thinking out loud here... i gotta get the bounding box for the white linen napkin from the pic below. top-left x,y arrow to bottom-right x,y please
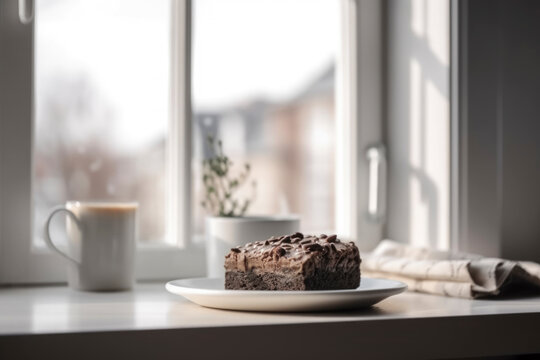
362,240 -> 540,298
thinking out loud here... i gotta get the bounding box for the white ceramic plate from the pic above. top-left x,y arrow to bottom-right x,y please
165,277 -> 407,312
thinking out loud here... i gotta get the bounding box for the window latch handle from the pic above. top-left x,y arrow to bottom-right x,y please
366,145 -> 387,223
19,0 -> 34,25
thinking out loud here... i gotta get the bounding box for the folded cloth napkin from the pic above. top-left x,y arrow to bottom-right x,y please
362,240 -> 540,298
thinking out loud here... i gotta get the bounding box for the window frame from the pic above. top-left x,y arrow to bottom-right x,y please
336,0 -> 384,252
0,0 -> 204,284
0,0 -> 383,284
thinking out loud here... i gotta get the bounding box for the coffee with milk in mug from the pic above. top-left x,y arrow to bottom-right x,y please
44,201 -> 137,291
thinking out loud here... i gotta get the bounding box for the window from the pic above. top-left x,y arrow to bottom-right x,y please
191,0 -> 339,235
34,0 -> 170,246
0,0 -> 198,283
0,0 -> 383,284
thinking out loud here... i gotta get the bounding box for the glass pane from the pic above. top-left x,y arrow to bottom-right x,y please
34,0 -> 170,245
192,0 -> 339,234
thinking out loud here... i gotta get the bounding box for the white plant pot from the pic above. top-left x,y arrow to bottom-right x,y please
205,216 -> 300,278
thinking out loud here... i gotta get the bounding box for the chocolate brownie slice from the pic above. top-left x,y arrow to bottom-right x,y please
224,233 -> 361,290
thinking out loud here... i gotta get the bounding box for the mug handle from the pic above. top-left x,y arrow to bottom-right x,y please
43,205 -> 81,265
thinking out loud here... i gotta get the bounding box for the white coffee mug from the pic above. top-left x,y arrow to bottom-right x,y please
44,201 -> 137,291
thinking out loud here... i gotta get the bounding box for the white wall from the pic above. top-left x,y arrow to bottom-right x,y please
460,0 -> 540,261
386,0 -> 450,250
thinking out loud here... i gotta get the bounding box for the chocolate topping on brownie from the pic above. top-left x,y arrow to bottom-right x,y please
225,233 -> 361,284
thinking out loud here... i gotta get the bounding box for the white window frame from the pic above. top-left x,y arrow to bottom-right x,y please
0,0 -> 204,284
0,0 -> 383,284
336,0 -> 383,252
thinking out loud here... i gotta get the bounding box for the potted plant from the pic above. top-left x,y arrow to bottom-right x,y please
201,136 -> 299,278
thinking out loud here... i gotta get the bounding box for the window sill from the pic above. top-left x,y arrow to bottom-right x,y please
1,284 -> 539,359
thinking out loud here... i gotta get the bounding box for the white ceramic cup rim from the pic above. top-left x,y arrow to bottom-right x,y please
66,201 -> 139,209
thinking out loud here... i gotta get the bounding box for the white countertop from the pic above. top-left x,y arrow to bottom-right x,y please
1,283 -> 540,359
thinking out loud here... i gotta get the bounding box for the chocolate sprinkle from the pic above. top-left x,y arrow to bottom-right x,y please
231,248 -> 241,253
273,246 -> 286,257
326,235 -> 338,243
303,243 -> 323,252
280,236 -> 292,244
